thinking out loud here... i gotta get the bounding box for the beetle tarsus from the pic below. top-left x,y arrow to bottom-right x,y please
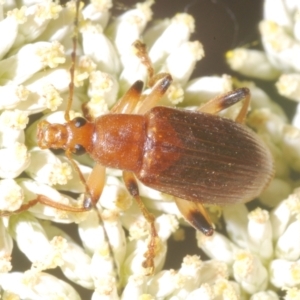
198,87 -> 250,121
189,211 -> 214,236
83,197 -> 93,209
123,171 -> 158,275
174,198 -> 215,236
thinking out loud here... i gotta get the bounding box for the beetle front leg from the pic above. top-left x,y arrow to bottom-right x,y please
82,74 -> 145,119
110,80 -> 144,114
109,40 -> 172,116
0,199 -> 39,216
137,74 -> 173,114
0,163 -> 106,216
0,160 -> 105,216
82,163 -> 106,209
111,71 -> 172,115
0,193 -> 92,217
198,87 -> 250,124
122,170 -> 158,275
111,68 -> 172,115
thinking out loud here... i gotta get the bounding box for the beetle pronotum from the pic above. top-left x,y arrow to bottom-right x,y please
0,0 -> 274,273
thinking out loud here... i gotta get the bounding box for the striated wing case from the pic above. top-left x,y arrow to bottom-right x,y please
138,106 -> 273,204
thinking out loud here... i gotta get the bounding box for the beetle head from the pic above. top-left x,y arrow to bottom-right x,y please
37,120 -> 68,150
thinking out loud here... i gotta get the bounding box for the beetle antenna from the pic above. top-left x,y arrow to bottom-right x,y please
65,0 -> 121,287
65,0 -> 80,122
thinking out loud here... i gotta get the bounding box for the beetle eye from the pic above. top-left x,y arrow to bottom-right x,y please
74,144 -> 86,155
73,117 -> 86,128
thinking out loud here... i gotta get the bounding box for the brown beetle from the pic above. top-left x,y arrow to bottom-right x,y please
35,38 -> 273,270
1,2 -> 274,272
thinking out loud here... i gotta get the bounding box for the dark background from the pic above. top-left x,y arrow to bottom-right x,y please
123,0 -> 263,77
59,0 -> 296,115
121,0 -> 295,116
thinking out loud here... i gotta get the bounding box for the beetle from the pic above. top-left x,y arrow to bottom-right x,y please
35,38 -> 274,270
0,2 -> 274,272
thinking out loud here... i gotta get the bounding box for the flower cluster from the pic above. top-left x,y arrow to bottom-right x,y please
226,0 -> 300,128
0,0 -> 298,299
204,0 -> 300,298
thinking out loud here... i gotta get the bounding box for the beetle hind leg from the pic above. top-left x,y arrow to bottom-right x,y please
174,198 -> 214,236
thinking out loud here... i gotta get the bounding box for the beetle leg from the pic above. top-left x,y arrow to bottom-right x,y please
133,39 -> 170,88
0,199 -> 39,216
123,170 -> 158,275
132,40 -> 170,88
82,80 -> 144,119
63,150 -> 106,209
82,163 -> 106,208
0,198 -> 86,216
174,198 -> 214,236
198,88 -> 250,124
137,74 -> 173,114
111,72 -> 172,116
132,40 -> 154,84
0,195 -> 90,217
110,41 -> 173,116
110,80 -> 144,114
234,88 -> 251,124
0,196 -> 92,216
0,163 -> 106,216
64,0 -> 80,122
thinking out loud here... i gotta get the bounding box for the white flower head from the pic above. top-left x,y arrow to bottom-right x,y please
0,0 -> 298,299
26,148 -> 72,186
0,109 -> 29,131
0,85 -> 30,110
0,142 -> 30,178
0,179 -> 23,212
233,250 -> 268,294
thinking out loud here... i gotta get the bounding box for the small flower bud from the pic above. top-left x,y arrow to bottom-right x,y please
81,22 -> 121,75
149,13 -> 195,68
0,142 -> 30,178
270,259 -> 300,288
275,220 -> 300,260
82,0 -> 112,28
0,85 -> 29,110
250,290 -> 279,300
184,75 -> 232,106
227,48 -> 280,80
233,251 -> 268,294
0,218 -> 13,273
106,0 -> 154,56
276,73 -> 300,102
247,208 -> 273,262
26,148 -> 72,186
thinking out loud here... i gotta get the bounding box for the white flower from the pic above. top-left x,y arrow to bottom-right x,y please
0,0 -> 298,299
0,270 -> 81,299
0,179 -> 24,212
225,0 -> 300,130
0,142 -> 30,178
196,196 -> 300,297
25,148 -> 72,186
226,48 -> 280,80
81,21 -> 121,75
0,218 -> 13,273
0,0 -> 210,298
